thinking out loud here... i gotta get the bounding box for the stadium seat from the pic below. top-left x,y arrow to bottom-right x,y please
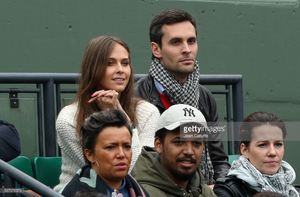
32,156 -> 62,188
8,155 -> 34,177
228,154 -> 239,164
6,155 -> 34,188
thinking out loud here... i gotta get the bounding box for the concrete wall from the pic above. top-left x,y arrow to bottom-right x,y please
1,0 -> 299,183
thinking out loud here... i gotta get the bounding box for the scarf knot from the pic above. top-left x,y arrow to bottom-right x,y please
149,58 -> 200,108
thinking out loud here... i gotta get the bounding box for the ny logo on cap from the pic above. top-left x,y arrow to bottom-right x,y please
183,107 -> 195,117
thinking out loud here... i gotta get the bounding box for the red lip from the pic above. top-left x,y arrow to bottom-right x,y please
177,160 -> 195,168
113,77 -> 125,81
115,162 -> 128,170
113,78 -> 126,85
265,161 -> 279,165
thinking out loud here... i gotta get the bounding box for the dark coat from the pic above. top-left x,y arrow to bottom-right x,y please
131,147 -> 217,197
213,175 -> 258,197
62,165 -> 149,197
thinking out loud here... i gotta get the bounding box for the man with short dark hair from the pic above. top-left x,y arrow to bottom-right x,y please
132,104 -> 216,197
136,9 -> 229,183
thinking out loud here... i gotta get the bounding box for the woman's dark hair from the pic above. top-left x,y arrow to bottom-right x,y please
149,9 -> 197,48
240,112 -> 287,148
75,35 -> 139,135
80,110 -> 132,165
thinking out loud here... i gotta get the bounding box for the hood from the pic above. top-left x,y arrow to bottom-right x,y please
131,146 -> 203,196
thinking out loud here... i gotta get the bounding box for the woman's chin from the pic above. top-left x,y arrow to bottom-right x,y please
262,167 -> 280,175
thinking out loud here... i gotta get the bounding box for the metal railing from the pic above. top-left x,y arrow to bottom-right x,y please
0,72 -> 243,155
0,159 -> 63,197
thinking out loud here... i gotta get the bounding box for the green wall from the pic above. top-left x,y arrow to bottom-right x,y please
1,0 -> 299,183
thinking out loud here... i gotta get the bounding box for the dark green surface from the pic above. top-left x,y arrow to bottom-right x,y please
8,156 -> 34,188
32,156 -> 62,188
9,156 -> 34,178
1,0 -> 299,184
8,156 -> 62,188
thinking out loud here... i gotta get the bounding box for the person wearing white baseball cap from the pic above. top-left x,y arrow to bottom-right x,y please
131,104 -> 216,197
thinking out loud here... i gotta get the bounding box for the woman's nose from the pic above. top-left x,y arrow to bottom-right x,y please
268,145 -> 277,156
117,147 -> 125,158
116,62 -> 124,72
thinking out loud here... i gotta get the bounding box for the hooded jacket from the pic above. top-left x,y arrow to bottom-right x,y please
131,147 -> 216,197
135,74 -> 230,180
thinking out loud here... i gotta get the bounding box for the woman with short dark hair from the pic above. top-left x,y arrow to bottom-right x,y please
61,110 -> 148,197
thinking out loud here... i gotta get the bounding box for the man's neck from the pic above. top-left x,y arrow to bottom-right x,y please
171,73 -> 188,85
172,176 -> 189,189
160,161 -> 189,189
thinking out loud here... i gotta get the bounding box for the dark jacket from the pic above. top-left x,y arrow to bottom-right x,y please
0,120 -> 20,162
131,147 -> 216,197
213,176 -> 257,197
62,165 -> 149,197
135,75 -> 230,180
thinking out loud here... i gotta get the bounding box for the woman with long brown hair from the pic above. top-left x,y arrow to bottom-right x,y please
54,35 -> 159,191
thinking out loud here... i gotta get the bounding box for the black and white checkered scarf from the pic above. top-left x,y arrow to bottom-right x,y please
149,58 -> 215,184
149,58 -> 200,108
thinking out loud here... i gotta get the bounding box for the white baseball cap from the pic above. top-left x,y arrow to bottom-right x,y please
156,104 -> 207,132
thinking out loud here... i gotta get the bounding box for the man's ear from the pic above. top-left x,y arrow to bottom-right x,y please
154,137 -> 162,153
151,42 -> 162,59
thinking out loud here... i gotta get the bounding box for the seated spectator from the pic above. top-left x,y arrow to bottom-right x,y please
61,110 -> 148,197
213,112 -> 299,197
131,104 -> 216,196
0,120 -> 20,162
54,35 -> 159,192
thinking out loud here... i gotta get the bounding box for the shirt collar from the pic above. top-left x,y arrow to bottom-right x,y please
107,178 -> 128,196
154,79 -> 165,94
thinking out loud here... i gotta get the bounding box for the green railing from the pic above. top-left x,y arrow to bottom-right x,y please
0,72 -> 243,156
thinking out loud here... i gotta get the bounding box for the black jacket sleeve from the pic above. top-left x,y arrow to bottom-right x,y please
0,120 -> 21,162
213,176 -> 257,197
198,85 -> 230,180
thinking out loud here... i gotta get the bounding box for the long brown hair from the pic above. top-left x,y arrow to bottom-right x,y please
75,35 -> 138,134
